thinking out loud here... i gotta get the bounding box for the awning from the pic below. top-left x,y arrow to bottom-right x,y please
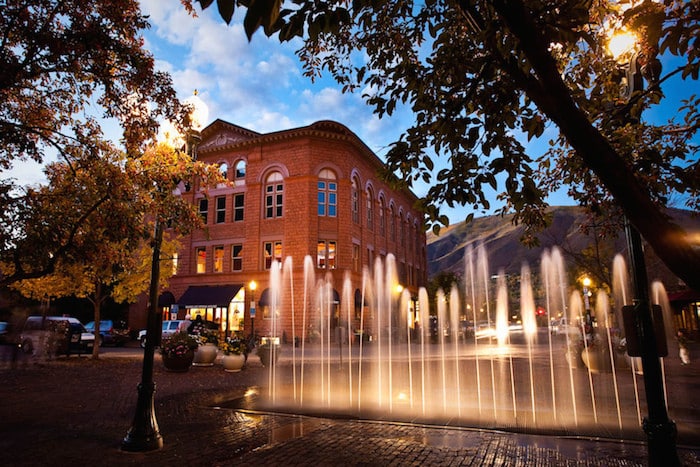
178,284 -> 243,308
158,291 -> 176,307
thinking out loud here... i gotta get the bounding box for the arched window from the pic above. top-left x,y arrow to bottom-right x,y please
235,160 -> 246,179
318,169 -> 337,217
389,204 -> 396,241
351,176 -> 360,224
365,186 -> 374,230
378,196 -> 386,236
219,163 -> 228,180
265,171 -> 284,219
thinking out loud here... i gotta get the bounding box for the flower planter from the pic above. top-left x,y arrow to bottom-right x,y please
162,350 -> 195,372
222,353 -> 245,372
257,345 -> 280,368
580,348 -> 612,373
193,343 -> 218,366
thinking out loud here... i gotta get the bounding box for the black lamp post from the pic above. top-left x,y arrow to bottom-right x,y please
249,280 -> 257,341
122,94 -> 206,452
609,2 -> 678,464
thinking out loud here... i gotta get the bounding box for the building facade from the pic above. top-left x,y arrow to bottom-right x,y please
151,119 -> 427,343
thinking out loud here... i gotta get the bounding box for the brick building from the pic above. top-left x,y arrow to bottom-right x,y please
147,119 -> 427,343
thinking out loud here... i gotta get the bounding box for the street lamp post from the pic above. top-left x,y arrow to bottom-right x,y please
608,3 -> 679,464
249,280 -> 257,341
581,277 -> 592,326
122,92 -> 207,452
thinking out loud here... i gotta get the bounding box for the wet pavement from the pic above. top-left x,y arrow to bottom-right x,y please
1,343 -> 699,466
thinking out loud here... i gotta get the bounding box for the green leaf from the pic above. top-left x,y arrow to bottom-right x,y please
216,0 -> 235,24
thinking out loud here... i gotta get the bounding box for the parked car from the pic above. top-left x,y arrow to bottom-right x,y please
20,316 -> 95,356
139,320 -> 184,348
85,320 -> 130,347
550,317 -> 581,338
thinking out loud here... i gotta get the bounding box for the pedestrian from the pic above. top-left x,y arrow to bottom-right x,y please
678,330 -> 691,365
179,314 -> 191,332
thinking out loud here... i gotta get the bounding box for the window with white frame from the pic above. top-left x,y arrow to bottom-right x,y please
264,241 -> 282,269
317,169 -> 337,217
214,245 -> 224,272
265,172 -> 284,219
366,187 -> 374,230
198,198 -> 208,224
215,196 -> 226,223
232,244 -> 243,271
196,247 -> 206,273
351,176 -> 360,224
317,240 -> 337,269
378,197 -> 385,236
235,160 -> 246,179
233,193 -> 244,222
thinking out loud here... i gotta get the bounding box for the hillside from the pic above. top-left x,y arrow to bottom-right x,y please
426,206 -> 699,284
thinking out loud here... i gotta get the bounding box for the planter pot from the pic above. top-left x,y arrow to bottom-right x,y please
193,343 -> 218,366
580,348 -> 612,373
257,345 -> 280,368
162,350 -> 195,372
222,353 -> 246,372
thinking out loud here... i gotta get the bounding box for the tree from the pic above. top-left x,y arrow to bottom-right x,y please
190,0 -> 700,293
5,142 -> 226,356
0,1 -> 194,285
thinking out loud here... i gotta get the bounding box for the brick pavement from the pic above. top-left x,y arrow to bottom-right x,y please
1,346 -> 699,466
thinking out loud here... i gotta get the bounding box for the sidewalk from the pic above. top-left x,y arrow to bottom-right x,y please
1,346 -> 699,466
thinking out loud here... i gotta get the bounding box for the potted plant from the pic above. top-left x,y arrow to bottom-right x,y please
220,336 -> 247,372
160,331 -> 198,372
256,337 -> 280,368
192,328 -> 220,366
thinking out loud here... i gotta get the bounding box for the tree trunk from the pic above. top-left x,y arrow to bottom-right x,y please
488,0 -> 700,294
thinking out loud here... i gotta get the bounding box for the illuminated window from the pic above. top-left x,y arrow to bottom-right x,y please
196,247 -> 206,273
317,240 -> 337,269
264,241 -> 282,269
214,246 -> 224,272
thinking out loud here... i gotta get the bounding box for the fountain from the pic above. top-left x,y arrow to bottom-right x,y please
227,246 -> 698,444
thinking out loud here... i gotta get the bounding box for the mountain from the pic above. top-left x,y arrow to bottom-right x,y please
426,205 -> 699,288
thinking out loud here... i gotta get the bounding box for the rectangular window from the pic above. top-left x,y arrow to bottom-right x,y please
352,244 -> 360,272
198,199 -> 208,224
215,196 -> 226,224
264,241 -> 282,269
232,244 -> 243,271
214,246 -> 224,273
233,194 -> 244,222
316,240 -> 337,269
265,184 -> 284,218
318,181 -> 337,217
317,182 -> 326,216
172,252 -> 178,276
196,247 -> 206,273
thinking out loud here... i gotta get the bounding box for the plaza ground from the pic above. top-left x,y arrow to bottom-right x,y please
1,342 -> 699,466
